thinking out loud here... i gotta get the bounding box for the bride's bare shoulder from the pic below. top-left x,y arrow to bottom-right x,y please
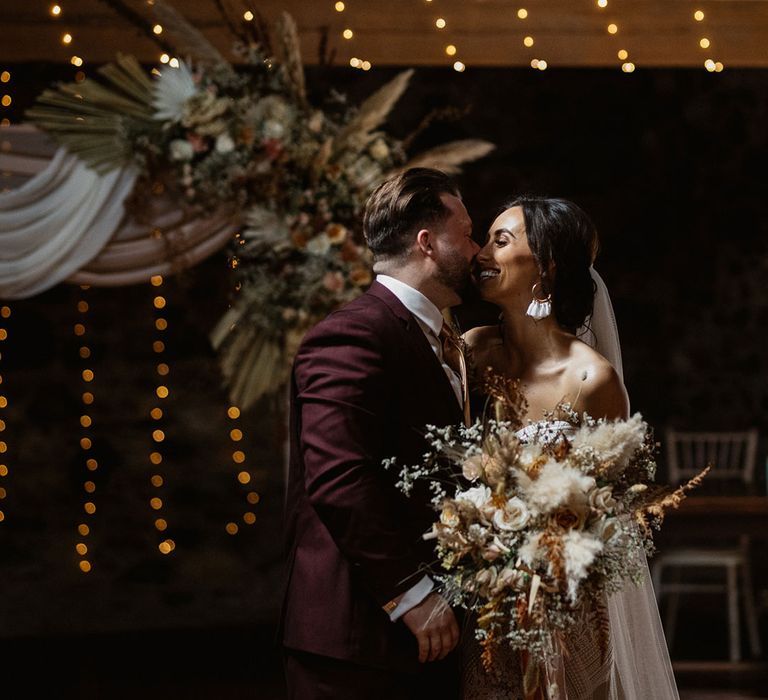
570,341 -> 629,420
462,324 -> 502,351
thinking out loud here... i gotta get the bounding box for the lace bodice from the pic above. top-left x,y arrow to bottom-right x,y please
515,419 -> 575,444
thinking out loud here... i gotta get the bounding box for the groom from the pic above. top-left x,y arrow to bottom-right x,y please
281,167 -> 480,698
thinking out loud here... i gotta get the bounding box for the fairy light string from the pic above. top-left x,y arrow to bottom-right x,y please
149,275 -> 175,555
224,405 -> 259,535
0,304 -> 10,523
75,286 -> 95,572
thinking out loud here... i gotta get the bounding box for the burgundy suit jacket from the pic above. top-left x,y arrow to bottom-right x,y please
281,281 -> 463,672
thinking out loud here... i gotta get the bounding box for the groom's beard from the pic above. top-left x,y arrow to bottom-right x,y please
435,251 -> 474,302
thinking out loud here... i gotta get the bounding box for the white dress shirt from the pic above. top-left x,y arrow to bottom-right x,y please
376,275 -> 464,407
375,275 -> 461,621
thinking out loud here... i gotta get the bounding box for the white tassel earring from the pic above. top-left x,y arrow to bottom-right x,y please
526,282 -> 552,320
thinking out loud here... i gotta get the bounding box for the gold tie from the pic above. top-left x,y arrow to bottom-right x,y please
439,323 -> 471,427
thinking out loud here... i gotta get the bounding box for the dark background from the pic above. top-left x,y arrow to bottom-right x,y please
0,64 -> 767,696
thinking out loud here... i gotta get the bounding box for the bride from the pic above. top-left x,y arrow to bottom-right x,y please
461,196 -> 678,699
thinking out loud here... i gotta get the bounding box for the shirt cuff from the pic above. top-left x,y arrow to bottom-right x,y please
388,575 -> 434,622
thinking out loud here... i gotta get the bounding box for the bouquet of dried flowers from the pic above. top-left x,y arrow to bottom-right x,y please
386,375 -> 706,697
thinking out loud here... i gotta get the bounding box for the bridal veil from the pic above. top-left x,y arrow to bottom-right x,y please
581,267 -> 679,700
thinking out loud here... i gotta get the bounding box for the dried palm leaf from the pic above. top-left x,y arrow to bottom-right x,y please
26,54 -> 155,172
151,0 -> 230,68
403,139 -> 496,174
333,70 -> 414,153
276,12 -> 306,107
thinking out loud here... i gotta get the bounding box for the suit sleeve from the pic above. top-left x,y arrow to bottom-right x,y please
293,310 -> 426,607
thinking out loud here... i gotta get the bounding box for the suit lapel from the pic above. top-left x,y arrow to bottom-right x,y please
366,282 -> 463,424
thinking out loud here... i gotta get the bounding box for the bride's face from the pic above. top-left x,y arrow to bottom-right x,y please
475,206 -> 540,305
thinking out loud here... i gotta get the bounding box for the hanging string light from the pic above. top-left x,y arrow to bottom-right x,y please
0,304 -> 10,523
0,69 -> 11,128
75,286 -> 95,572
331,1 -> 372,71
149,274 -> 175,555
693,9 -> 724,72
224,405 -> 259,534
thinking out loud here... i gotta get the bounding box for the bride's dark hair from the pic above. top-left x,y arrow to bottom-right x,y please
504,196 -> 598,333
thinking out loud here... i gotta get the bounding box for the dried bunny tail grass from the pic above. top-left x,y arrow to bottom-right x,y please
276,12 -> 306,107
636,465 -> 710,535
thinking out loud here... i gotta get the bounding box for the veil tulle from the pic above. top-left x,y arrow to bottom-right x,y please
580,268 -> 679,700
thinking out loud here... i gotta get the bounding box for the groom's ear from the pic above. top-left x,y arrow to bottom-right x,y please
416,228 -> 434,258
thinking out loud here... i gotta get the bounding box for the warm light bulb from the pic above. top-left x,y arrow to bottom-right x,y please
435,18 -> 446,29
62,33 -> 73,45
0,73 -> 8,84
537,60 -> 548,71
51,4 -> 62,16
617,49 -> 628,60
715,62 -> 724,72
517,8 -> 528,19
607,24 -> 618,35
445,44 -> 457,56
597,0 -> 607,7
453,61 -> 466,72
227,406 -> 241,420
694,10 -> 705,22
704,59 -> 716,72
226,522 -> 239,535
342,28 -> 353,39
70,56 -> 83,67
169,58 -> 180,68
621,62 -> 635,73
361,61 -> 371,71
160,54 -> 170,64
699,38 -> 710,49
349,57 -> 360,68
335,2 -> 345,11
523,36 -> 534,47
237,471 -> 251,484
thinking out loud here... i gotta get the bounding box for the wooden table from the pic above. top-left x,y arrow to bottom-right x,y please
661,496 -> 768,538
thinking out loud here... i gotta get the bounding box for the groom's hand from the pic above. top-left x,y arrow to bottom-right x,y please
402,592 -> 460,663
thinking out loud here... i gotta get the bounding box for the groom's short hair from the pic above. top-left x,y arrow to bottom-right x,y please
363,168 -> 459,261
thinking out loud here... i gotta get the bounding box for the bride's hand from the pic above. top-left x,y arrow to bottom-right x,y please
401,592 -> 460,662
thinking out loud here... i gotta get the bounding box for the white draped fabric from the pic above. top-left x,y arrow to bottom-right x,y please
0,125 -> 235,298
0,141 -> 138,298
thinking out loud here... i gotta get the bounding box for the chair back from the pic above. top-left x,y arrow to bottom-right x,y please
665,429 -> 759,485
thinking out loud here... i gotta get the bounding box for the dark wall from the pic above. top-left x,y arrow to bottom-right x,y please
1,64 -> 766,639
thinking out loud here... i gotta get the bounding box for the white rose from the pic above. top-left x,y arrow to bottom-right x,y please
589,486 -> 617,512
456,485 -> 491,509
492,497 -> 530,531
169,139 -> 194,162
369,138 -> 390,161
306,233 -> 331,256
215,132 -> 235,154
263,119 -> 285,139
461,455 -> 484,482
482,535 -> 511,561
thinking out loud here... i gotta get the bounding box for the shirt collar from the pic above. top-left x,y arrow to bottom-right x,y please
376,275 -> 444,337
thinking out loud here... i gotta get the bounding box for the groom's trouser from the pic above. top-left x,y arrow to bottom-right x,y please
283,647 -> 459,700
